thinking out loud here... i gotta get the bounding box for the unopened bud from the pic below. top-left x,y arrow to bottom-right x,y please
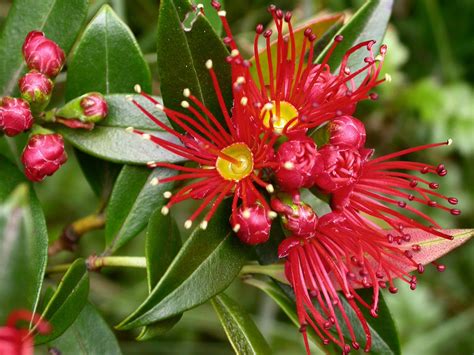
0,97 -> 33,136
328,115 -> 366,148
53,92 -> 108,129
18,71 -> 53,112
230,204 -> 272,245
21,133 -> 67,182
22,31 -> 65,77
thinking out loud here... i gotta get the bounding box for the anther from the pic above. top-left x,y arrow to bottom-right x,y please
163,191 -> 172,198
448,197 -> 458,205
268,211 -> 277,219
200,220 -> 208,230
240,97 -> 248,106
181,100 -> 190,108
205,59 -> 213,69
450,209 -> 461,215
125,126 -> 134,133
217,10 -> 226,17
429,182 -> 439,189
133,84 -> 142,93
266,184 -> 275,193
235,76 -> 245,85
183,88 -> 191,97
184,220 -> 193,229
447,138 -> 453,145
232,223 -> 241,233
242,209 -> 251,219
256,24 -> 264,34
334,34 -> 344,42
284,11 -> 292,22
408,194 -> 415,201
161,206 -> 169,215
388,286 -> 398,294
141,133 -> 151,140
150,177 -> 160,186
231,49 -> 239,57
385,73 -> 392,82
428,200 -> 438,207
398,201 -> 407,208
211,0 -> 221,10
263,30 -> 272,38
283,161 -> 294,170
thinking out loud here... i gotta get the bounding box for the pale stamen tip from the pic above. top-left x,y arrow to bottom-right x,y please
242,209 -> 251,219
181,100 -> 190,108
183,88 -> 191,97
283,161 -> 294,170
155,103 -> 164,110
240,97 -> 248,106
161,206 -> 170,215
141,133 -> 151,140
268,211 -> 277,219
205,59 -> 213,69
447,138 -> 453,146
384,73 -> 392,83
266,184 -> 275,193
230,49 -> 239,57
126,95 -> 133,101
217,10 -> 226,17
150,177 -> 160,186
232,224 -> 241,233
200,220 -> 208,230
163,191 -> 172,198
184,220 -> 193,229
133,84 -> 142,93
263,102 -> 274,111
235,76 -> 245,85
125,126 -> 134,133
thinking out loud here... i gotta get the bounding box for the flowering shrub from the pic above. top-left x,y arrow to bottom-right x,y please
0,1 -> 472,354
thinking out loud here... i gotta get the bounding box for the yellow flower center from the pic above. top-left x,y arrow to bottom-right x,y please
261,100 -> 299,134
216,143 -> 254,181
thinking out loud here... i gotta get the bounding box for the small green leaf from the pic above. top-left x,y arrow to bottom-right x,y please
66,4 -> 151,99
137,209 -> 183,340
0,156 -> 48,324
58,94 -> 183,165
0,0 -> 88,96
157,0 -> 231,126
117,203 -> 251,330
105,166 -> 177,253
35,259 -> 89,344
315,0 -> 393,74
50,303 -> 122,355
211,293 -> 272,355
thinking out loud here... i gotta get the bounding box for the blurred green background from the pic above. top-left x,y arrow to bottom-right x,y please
1,0 -> 473,354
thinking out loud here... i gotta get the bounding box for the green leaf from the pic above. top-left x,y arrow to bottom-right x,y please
0,156 -> 48,324
66,4 -> 151,99
315,0 -> 393,75
58,94 -> 183,165
137,209 -> 183,340
105,166 -> 177,252
156,0 -> 231,125
117,203 -> 251,330
35,259 -> 90,344
50,303 -> 122,354
200,0 -> 224,35
0,0 -> 88,96
211,293 -> 272,355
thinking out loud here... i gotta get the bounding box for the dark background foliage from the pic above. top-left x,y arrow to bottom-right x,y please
0,0 -> 473,354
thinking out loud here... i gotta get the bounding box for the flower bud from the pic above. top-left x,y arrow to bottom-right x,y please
21,134 -> 67,182
22,31 -> 65,77
328,115 -> 366,148
313,144 -> 362,193
275,139 -> 323,192
52,93 -> 108,129
231,204 -> 272,245
0,97 -> 33,136
18,71 -> 53,112
272,198 -> 318,238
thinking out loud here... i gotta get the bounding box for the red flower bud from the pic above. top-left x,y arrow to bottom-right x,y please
80,93 -> 108,122
21,134 -> 67,182
22,31 -> 65,77
313,144 -> 363,193
275,139 -> 323,192
231,204 -> 272,245
18,71 -> 53,112
0,97 -> 33,136
285,203 -> 319,238
328,115 -> 366,148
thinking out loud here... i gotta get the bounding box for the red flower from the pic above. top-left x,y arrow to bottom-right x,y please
21,133 -> 68,182
128,60 -> 277,234
210,2 -> 386,136
22,31 -> 65,78
322,140 -> 461,240
0,97 -> 34,137
0,310 -> 50,355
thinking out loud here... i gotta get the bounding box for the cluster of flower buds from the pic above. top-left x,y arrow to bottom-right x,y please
129,3 -> 461,353
1,31 -> 109,182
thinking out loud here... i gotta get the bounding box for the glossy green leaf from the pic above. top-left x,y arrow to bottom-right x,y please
66,4 -> 151,99
58,94 -> 182,165
315,0 -> 393,75
211,293 -> 272,355
50,303 -> 122,354
201,0 -> 224,35
117,203 -> 251,330
249,13 -> 344,84
156,0 -> 231,126
137,209 -> 183,340
35,259 -> 89,344
0,0 -> 88,96
0,156 -> 48,324
105,166 -> 177,253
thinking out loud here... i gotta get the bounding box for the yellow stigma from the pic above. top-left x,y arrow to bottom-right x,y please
261,100 -> 299,134
216,143 -> 254,181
